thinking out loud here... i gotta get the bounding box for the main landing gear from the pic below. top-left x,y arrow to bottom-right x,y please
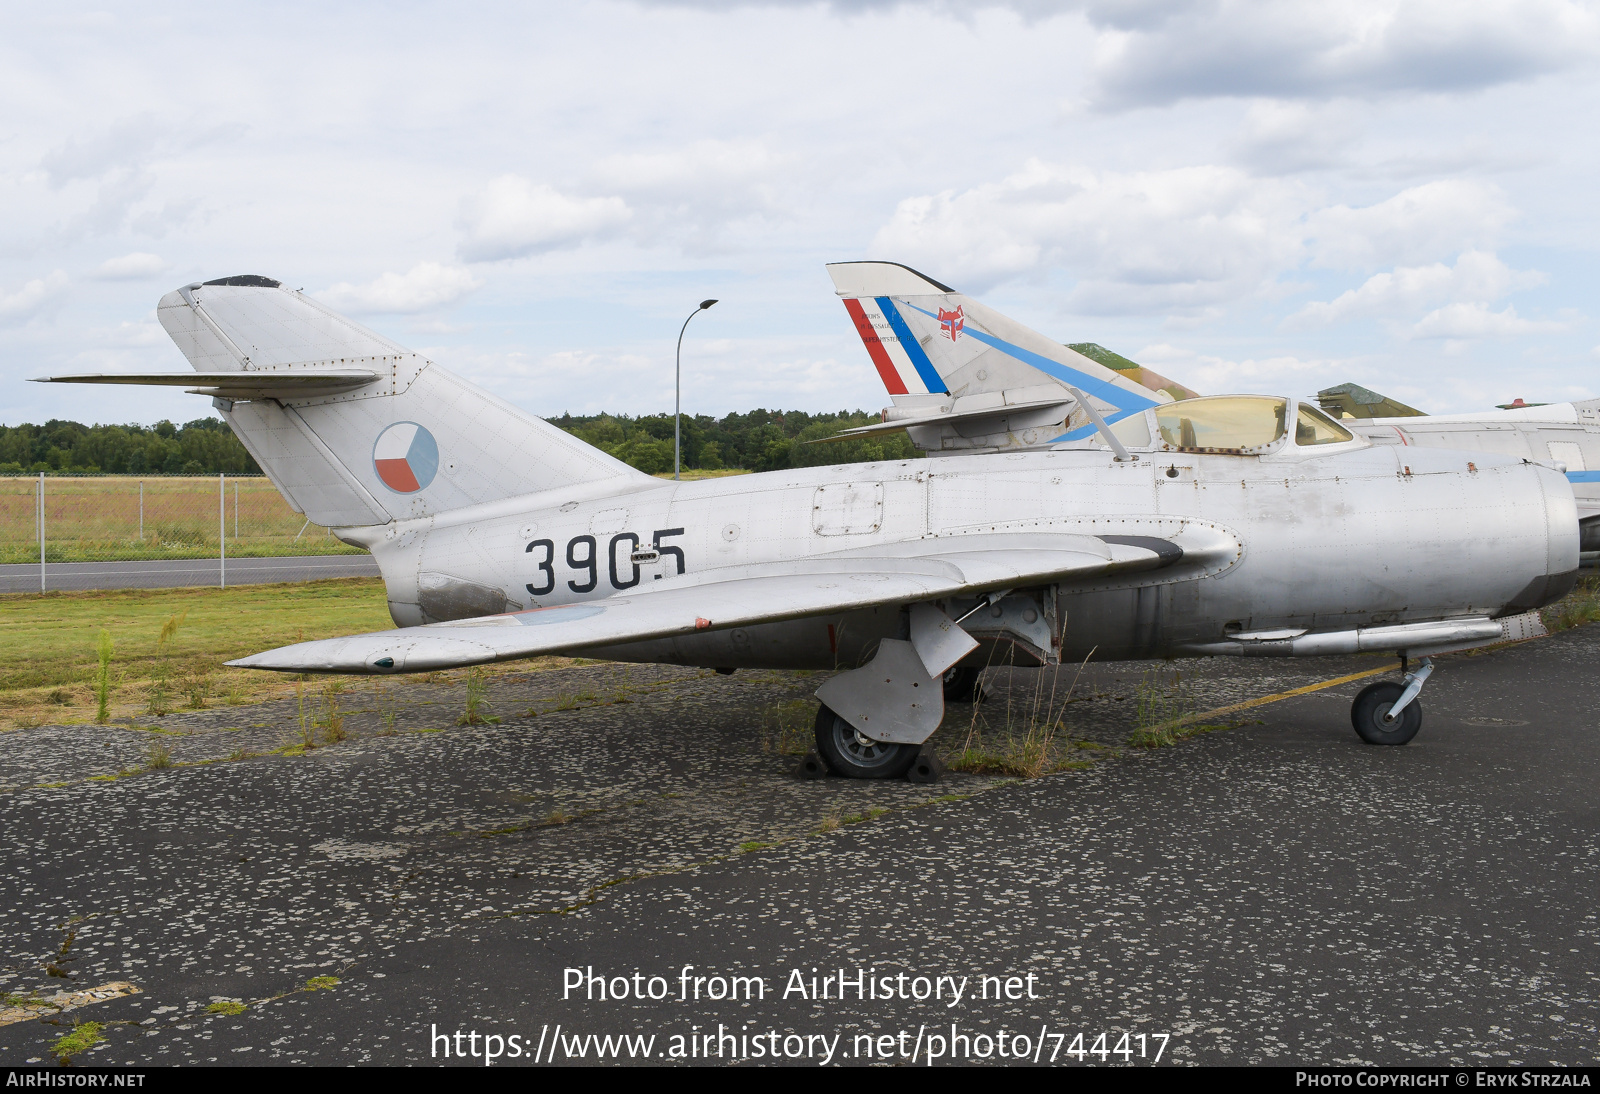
813,703 -> 917,779
1350,656 -> 1434,746
941,665 -> 985,704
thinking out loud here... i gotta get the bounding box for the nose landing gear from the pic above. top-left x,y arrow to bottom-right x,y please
1351,656 -> 1433,745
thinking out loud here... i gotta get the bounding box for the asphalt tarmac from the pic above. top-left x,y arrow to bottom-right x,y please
0,554 -> 380,593
2,624 -> 1596,1067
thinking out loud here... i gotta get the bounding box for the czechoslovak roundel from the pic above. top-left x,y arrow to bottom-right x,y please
372,422 -> 440,493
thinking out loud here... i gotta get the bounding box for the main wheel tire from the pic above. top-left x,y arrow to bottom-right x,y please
1351,680 -> 1422,745
942,665 -> 982,703
813,704 -> 918,779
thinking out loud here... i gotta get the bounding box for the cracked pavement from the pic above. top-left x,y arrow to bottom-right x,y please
2,628 -> 1597,1066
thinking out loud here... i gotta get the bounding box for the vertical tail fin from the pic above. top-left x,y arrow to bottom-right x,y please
156,277 -> 648,528
827,261 -> 1174,438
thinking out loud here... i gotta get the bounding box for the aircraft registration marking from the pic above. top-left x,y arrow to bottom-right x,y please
525,528 -> 686,597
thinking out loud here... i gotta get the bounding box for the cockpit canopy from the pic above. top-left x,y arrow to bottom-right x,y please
1098,395 -> 1355,455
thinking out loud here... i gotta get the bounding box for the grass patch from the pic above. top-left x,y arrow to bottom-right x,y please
457,666 -> 500,726
1543,576 -> 1600,633
144,740 -> 174,769
0,578 -> 393,727
303,976 -> 340,992
534,686 -> 600,715
92,629 -> 113,723
317,680 -> 347,743
50,1020 -> 103,1063
205,1000 -> 246,1016
1126,667 -> 1195,748
737,840 -> 772,852
761,699 -> 814,756
946,654 -> 1097,777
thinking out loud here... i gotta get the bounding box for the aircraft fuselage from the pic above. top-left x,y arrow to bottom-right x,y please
356,438 -> 1577,672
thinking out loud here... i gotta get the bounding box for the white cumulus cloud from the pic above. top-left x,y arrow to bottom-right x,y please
0,270 -> 70,322
457,176 -> 631,263
1305,180 -> 1517,271
320,262 -> 483,314
94,252 -> 167,279
1410,302 -> 1568,339
1083,0 -> 1600,108
870,160 -> 1308,313
1285,250 -> 1543,330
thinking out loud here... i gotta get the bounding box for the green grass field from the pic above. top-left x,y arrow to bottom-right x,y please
0,579 -> 397,726
0,475 -> 364,563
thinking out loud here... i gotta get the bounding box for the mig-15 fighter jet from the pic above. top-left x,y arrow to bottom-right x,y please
35,268 -> 1578,777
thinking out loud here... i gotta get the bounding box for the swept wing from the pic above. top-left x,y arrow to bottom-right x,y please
230,533 -> 1181,673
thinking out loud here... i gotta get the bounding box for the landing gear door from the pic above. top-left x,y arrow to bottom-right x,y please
948,588 -> 1059,666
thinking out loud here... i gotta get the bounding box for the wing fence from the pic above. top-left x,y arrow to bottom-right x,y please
0,474 -> 378,593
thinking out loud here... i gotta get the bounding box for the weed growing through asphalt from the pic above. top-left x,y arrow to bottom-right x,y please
458,667 -> 500,726
762,699 -> 814,756
295,684 -> 316,750
815,805 -> 843,834
304,976 -> 340,991
50,1020 -> 103,1063
542,807 -> 571,826
947,650 -> 1096,777
373,679 -> 399,734
1126,667 -> 1194,748
317,680 -> 347,743
205,1001 -> 246,1016
145,740 -> 174,770
539,686 -> 599,715
93,629 -> 114,724
1125,668 -> 1233,748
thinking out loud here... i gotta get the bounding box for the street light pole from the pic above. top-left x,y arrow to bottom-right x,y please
675,298 -> 718,481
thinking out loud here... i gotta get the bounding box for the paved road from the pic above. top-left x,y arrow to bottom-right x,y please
0,554 -> 379,593
1,625 -> 1596,1066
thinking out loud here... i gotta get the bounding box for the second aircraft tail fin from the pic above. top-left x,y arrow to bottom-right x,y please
826,261 -> 1172,436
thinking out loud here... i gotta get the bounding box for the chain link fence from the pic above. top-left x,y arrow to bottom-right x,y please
0,474 -> 379,592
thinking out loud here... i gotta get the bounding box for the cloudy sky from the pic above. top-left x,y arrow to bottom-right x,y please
2,0 -> 1598,427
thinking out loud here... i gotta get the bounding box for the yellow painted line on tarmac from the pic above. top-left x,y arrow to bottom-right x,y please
1178,665 -> 1395,727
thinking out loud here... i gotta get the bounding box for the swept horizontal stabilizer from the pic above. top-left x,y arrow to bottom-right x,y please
33,371 -> 381,398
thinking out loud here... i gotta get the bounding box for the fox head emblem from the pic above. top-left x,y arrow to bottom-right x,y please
937,305 -> 964,341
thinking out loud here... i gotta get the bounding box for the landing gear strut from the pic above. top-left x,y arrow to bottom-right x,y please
1351,656 -> 1433,745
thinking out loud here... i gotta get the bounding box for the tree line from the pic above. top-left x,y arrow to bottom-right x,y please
0,409 -> 917,477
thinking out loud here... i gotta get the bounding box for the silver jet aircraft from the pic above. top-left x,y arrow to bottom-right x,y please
827,265 -> 1597,560
36,269 -> 1579,776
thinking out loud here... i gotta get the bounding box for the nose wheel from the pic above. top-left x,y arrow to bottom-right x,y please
1351,656 -> 1433,745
